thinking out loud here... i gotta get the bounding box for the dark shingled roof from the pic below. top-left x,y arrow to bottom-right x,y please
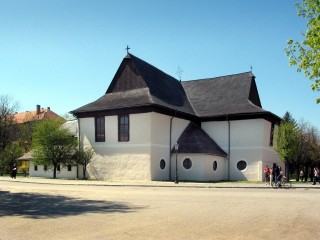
181,72 -> 265,118
72,53 -> 280,123
72,54 -> 196,116
172,122 -> 227,156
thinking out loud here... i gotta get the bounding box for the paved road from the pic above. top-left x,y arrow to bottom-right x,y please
0,180 -> 320,240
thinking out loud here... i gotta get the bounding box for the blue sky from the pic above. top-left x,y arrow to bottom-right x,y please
1,0 -> 319,128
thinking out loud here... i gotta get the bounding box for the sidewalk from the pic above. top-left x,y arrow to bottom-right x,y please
1,176 -> 320,189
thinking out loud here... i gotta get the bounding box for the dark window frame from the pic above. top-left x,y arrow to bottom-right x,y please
95,116 -> 105,142
118,115 -> 129,142
34,165 -> 38,171
183,158 -> 192,169
160,159 -> 166,170
213,161 -> 217,171
67,165 -> 72,171
237,160 -> 247,171
44,165 -> 48,171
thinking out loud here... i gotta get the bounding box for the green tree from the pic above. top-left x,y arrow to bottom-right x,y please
32,119 -> 77,179
285,0 -> 320,103
274,121 -> 300,179
0,143 -> 23,175
0,95 -> 20,174
72,146 -> 95,179
0,95 -> 19,150
282,111 -> 297,126
298,122 -> 320,180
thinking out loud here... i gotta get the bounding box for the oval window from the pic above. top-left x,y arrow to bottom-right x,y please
183,158 -> 192,169
213,161 -> 217,171
237,160 -> 247,171
160,159 -> 166,170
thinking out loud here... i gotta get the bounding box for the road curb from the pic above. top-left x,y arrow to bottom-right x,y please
1,177 -> 320,189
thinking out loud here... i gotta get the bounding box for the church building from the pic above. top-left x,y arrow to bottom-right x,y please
71,53 -> 282,182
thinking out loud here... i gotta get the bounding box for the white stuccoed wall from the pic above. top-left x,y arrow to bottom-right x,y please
202,119 -> 282,181
79,112 -> 189,181
149,113 -> 189,181
173,153 -> 226,182
29,161 -> 78,179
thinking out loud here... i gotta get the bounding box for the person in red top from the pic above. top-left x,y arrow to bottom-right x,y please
263,165 -> 269,184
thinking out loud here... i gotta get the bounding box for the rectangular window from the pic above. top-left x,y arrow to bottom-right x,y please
95,116 -> 105,142
269,123 -> 275,146
44,165 -> 47,171
57,165 -> 60,171
118,115 -> 129,142
67,165 -> 72,171
34,165 -> 38,171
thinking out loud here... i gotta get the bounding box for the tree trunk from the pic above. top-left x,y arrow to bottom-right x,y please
83,165 -> 86,179
296,168 -> 300,181
304,165 -> 309,182
285,163 -> 289,180
53,165 -> 57,179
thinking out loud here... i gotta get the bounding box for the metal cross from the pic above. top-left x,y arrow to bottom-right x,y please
176,65 -> 183,81
125,45 -> 130,53
250,65 -> 253,72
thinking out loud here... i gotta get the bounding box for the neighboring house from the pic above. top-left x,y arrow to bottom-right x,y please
13,105 -> 63,174
28,120 -> 80,179
16,151 -> 31,173
71,53 -> 282,182
14,105 -> 61,124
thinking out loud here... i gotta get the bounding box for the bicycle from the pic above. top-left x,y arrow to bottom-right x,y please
271,176 -> 292,189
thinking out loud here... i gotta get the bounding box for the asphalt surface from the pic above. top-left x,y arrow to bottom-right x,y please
1,177 -> 320,240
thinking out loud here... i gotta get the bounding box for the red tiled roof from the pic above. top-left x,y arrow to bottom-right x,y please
13,108 -> 61,123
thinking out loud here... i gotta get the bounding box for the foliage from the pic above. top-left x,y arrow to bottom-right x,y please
274,121 -> 300,166
295,121 -> 320,180
285,0 -> 320,103
274,111 -> 320,181
32,119 -> 77,178
0,95 -> 21,174
72,146 -> 95,179
0,95 -> 19,150
282,111 -> 297,126
0,143 -> 23,175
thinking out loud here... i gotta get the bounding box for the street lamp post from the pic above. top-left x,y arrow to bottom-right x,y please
174,143 -> 179,184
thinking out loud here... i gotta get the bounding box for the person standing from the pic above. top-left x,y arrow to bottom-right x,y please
274,165 -> 280,184
269,167 -> 273,186
299,170 -> 304,182
263,165 -> 269,184
11,165 -> 17,179
312,167 -> 319,185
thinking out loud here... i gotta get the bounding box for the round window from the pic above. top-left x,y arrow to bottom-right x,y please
183,158 -> 192,169
160,159 -> 166,170
213,161 -> 217,171
237,160 -> 247,171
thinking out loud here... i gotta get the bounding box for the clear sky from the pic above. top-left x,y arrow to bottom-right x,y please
1,0 -> 319,128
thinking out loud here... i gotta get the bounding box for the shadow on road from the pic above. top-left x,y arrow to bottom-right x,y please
0,190 -> 141,219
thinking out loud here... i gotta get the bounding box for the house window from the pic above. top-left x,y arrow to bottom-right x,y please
95,116 -> 105,142
34,165 -> 38,171
57,165 -> 60,172
213,161 -> 217,171
160,159 -> 166,170
237,160 -> 247,171
183,158 -> 192,169
67,165 -> 72,171
44,165 -> 47,171
269,123 -> 275,146
118,115 -> 129,142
